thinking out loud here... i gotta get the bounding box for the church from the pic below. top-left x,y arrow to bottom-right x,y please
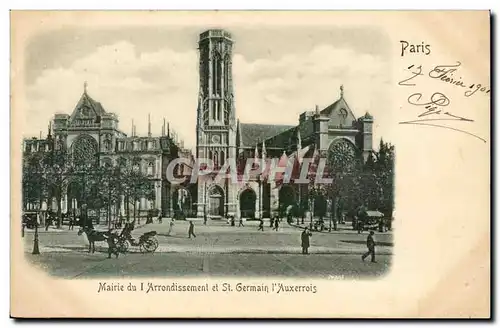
22,28 -> 374,221
193,29 -> 373,220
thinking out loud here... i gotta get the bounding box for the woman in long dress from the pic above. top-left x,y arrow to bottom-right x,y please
167,218 -> 175,236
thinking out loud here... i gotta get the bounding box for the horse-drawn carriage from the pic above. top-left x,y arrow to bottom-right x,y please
116,230 -> 159,253
77,226 -> 159,254
353,210 -> 384,231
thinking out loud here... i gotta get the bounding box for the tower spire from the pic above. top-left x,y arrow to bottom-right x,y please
84,81 -> 88,94
262,140 -> 267,160
48,121 -> 52,138
131,119 -> 134,137
148,113 -> 152,137
167,122 -> 170,138
340,84 -> 344,98
297,129 -> 302,150
162,118 -> 166,136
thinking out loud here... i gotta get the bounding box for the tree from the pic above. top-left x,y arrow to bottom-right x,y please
42,149 -> 72,228
321,140 -> 363,230
372,139 -> 395,217
22,151 -> 46,211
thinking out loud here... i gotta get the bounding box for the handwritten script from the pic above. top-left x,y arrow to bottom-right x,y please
398,62 -> 488,143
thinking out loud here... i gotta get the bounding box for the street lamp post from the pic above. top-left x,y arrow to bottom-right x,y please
203,181 -> 207,225
257,174 -> 262,220
32,213 -> 40,255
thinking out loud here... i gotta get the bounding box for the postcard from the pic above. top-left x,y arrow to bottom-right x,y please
10,10 -> 490,318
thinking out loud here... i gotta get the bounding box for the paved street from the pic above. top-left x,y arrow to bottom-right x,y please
23,219 -> 393,278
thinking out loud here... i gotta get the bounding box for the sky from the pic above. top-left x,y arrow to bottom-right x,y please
23,25 -> 393,150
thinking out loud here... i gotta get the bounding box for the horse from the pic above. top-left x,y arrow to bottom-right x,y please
77,227 -> 108,253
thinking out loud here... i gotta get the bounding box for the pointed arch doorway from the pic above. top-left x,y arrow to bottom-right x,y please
239,188 -> 256,219
208,185 -> 224,218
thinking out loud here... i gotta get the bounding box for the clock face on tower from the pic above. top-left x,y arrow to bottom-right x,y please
211,135 -> 221,144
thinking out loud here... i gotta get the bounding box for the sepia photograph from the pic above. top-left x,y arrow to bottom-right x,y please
10,10 -> 489,318
20,25 -> 395,279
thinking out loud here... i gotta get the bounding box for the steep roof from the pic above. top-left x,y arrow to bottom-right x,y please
69,91 -> 107,122
238,123 -> 295,147
320,86 -> 359,128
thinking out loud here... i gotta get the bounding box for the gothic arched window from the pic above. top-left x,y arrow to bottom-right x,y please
224,55 -> 230,94
212,53 -> 222,96
103,138 -> 112,151
147,161 -> 155,176
118,157 -> 127,171
327,139 -> 358,174
213,151 -> 219,168
72,134 -> 98,166
132,157 -> 141,172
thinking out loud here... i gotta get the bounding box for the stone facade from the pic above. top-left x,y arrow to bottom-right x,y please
22,86 -> 191,218
194,29 -> 374,219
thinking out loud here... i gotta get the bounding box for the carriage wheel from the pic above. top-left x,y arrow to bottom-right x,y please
117,239 -> 129,253
141,237 -> 159,253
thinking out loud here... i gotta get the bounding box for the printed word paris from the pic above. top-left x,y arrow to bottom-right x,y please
400,41 -> 431,57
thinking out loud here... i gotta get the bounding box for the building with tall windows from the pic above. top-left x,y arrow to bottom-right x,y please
22,28 -> 375,221
193,29 -> 374,220
22,83 -> 192,219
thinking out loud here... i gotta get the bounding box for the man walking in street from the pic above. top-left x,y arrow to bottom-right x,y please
68,215 -> 74,231
362,231 -> 377,263
188,221 -> 197,238
301,227 -> 312,254
273,216 -> 280,231
258,219 -> 264,231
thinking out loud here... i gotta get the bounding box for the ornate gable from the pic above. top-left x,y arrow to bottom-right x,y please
69,83 -> 107,127
321,86 -> 357,129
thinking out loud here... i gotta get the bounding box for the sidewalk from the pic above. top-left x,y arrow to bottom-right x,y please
24,222 -> 149,233
31,243 -> 393,256
153,244 -> 393,255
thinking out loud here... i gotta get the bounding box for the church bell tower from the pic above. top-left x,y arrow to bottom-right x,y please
196,29 -> 237,165
196,29 -> 237,218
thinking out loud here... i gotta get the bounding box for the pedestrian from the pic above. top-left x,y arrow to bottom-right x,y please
203,212 -> 207,225
269,216 -> 274,228
45,213 -> 51,231
68,216 -> 74,230
362,231 -> 377,263
167,218 -> 175,236
230,216 -> 235,227
274,216 -> 280,231
106,229 -> 120,259
258,219 -> 264,231
158,214 -> 163,224
188,221 -> 196,238
301,227 -> 312,254
239,216 -> 244,227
